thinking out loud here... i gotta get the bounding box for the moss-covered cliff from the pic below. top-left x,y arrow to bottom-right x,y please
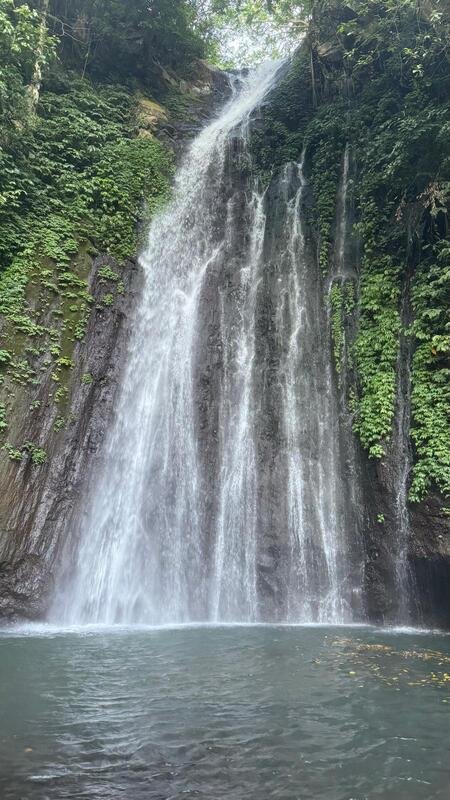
249,0 -> 450,623
0,0 -> 227,618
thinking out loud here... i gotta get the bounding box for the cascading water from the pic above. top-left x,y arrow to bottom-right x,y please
272,156 -> 355,622
391,276 -> 414,622
54,62 -> 363,626
210,185 -> 265,621
327,144 -> 364,548
335,144 -> 350,279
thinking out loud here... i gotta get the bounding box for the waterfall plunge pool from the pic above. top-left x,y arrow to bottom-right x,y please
0,625 -> 449,799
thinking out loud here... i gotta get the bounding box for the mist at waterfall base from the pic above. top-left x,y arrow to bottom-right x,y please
51,58 -> 370,628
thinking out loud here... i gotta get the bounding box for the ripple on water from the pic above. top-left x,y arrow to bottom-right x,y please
0,625 -> 449,800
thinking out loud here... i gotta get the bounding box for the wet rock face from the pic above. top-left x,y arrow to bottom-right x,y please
0,555 -> 52,621
408,495 -> 450,628
360,455 -> 450,627
0,255 -> 140,620
155,60 -> 231,157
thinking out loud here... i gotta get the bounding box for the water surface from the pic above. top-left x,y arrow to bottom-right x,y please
0,625 -> 449,799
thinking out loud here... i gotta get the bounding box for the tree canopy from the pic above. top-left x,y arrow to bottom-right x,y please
32,0 -> 208,79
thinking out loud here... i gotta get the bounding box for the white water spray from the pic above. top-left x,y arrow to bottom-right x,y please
54,62 -> 361,625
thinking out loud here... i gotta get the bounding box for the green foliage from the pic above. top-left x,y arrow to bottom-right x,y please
345,0 -> 450,489
306,106 -> 346,274
0,6 -> 179,467
43,0 -> 206,81
0,70 -> 172,443
86,135 -> 172,262
0,402 -> 7,432
2,443 -> 22,461
409,244 -> 450,501
353,262 -> 401,457
23,440 -> 47,464
98,266 -> 119,283
56,357 -> 73,369
249,47 -> 312,181
329,283 -> 344,373
54,386 -> 68,403
0,79 -> 172,272
0,0 -> 56,141
206,0 -> 311,66
318,0 -> 449,492
101,293 -> 114,308
250,0 -> 449,500
344,281 -> 355,315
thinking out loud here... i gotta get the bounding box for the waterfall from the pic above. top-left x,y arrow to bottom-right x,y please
335,143 -> 350,279
391,276 -> 414,621
54,62 -> 363,626
273,157 -> 354,622
211,186 -> 265,621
